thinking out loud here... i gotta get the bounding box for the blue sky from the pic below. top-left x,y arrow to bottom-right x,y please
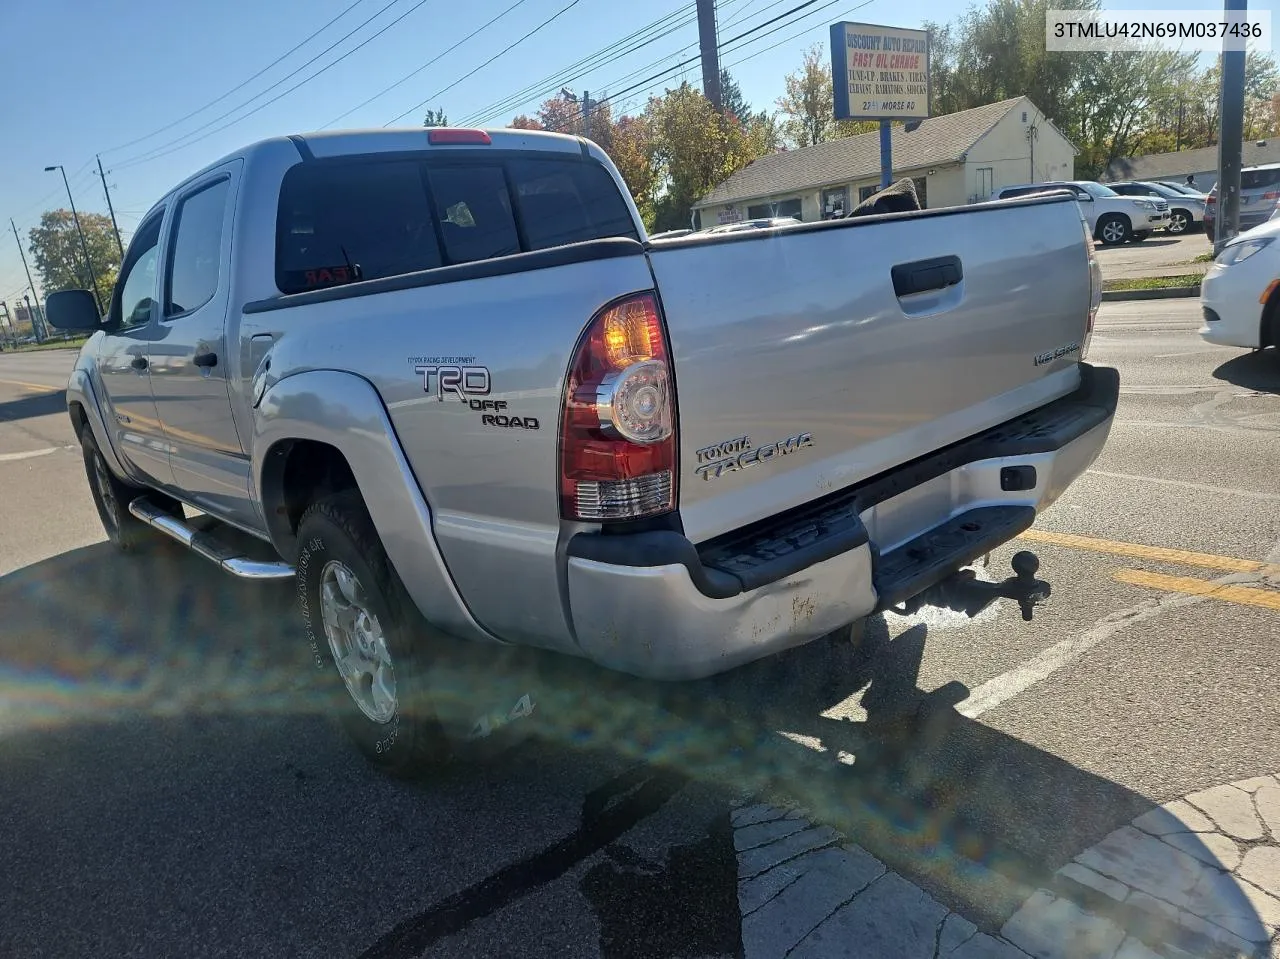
0,0 -> 1274,300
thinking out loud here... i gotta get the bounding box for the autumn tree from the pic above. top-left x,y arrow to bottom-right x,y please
422,108 -> 449,127
610,114 -> 660,225
509,115 -> 543,130
28,210 -> 119,308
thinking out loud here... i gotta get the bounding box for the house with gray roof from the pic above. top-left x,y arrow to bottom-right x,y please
1102,140 -> 1280,194
692,96 -> 1076,226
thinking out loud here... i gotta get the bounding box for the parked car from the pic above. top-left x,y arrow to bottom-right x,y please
701,216 -> 801,234
1200,217 -> 1280,350
990,181 -> 1170,245
1204,163 -> 1280,243
1158,180 -> 1209,198
1107,180 -> 1205,235
45,126 -> 1117,775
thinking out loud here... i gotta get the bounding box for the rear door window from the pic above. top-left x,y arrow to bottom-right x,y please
276,159 -> 442,295
274,152 -> 637,295
425,166 -> 520,264
507,158 -> 638,250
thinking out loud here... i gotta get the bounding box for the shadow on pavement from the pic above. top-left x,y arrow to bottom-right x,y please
1213,349 -> 1280,394
0,388 -> 67,423
0,540 -> 1267,958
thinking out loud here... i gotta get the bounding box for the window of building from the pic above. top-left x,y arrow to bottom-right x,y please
747,198 -> 802,220
821,187 -> 847,217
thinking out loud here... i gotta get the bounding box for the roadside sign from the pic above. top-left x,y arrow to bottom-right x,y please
830,21 -> 931,121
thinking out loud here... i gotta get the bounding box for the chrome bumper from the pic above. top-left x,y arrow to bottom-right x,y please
565,364 -> 1119,681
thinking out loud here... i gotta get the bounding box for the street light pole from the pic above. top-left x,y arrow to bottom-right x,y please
10,217 -> 45,331
44,164 -> 103,314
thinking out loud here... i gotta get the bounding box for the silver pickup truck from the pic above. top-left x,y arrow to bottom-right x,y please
46,127 -> 1117,774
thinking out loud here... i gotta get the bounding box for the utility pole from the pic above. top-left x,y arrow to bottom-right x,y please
23,294 -> 43,344
44,164 -> 103,314
1215,0 -> 1247,254
10,218 -> 45,335
696,0 -> 722,111
96,154 -> 125,258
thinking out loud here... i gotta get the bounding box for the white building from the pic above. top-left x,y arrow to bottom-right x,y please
693,96 -> 1076,225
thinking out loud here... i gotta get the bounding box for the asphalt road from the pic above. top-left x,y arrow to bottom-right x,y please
1,301 -> 1277,958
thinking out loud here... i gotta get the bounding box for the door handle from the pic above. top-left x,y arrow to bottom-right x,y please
130,356 -> 148,371
193,351 -> 218,369
891,255 -> 963,298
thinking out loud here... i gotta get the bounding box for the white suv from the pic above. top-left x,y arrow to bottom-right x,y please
991,180 -> 1170,246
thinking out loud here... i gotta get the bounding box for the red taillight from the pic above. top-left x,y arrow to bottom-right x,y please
559,292 -> 677,522
427,128 -> 492,145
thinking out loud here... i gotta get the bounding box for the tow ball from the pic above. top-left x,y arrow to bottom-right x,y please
889,551 -> 1051,621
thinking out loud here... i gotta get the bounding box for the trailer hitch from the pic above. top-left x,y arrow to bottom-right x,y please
888,551 -> 1051,621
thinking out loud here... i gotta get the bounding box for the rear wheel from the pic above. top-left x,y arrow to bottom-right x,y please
295,490 -> 455,775
79,429 -> 181,552
1167,209 -> 1192,234
1097,215 -> 1130,246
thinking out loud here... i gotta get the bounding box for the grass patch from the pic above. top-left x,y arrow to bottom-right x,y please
3,336 -> 90,353
1191,251 -> 1215,263
1102,274 -> 1202,292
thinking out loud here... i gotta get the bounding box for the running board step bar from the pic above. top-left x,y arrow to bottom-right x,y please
127,498 -> 295,580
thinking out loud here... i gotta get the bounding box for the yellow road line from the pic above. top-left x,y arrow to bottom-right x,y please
1113,569 -> 1280,611
0,377 -> 62,394
1019,528 -> 1280,576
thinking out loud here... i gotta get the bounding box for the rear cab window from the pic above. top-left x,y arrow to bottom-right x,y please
274,154 -> 638,295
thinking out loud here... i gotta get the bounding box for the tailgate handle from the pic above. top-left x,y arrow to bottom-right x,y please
891,255 -> 963,297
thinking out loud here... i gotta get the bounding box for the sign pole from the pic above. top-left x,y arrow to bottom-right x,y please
879,121 -> 892,190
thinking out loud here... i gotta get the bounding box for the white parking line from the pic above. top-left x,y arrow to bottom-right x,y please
958,531 -> 1280,719
0,447 -> 61,462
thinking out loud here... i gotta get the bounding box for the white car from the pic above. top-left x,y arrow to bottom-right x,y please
1199,219 -> 1280,350
991,180 -> 1170,245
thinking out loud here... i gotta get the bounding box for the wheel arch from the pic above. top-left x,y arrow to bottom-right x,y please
1261,281 -> 1280,348
251,369 -> 498,646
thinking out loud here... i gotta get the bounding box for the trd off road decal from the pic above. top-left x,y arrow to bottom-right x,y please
412,361 -> 540,431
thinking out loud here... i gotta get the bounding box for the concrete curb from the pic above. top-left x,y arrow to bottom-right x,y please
1101,286 -> 1200,302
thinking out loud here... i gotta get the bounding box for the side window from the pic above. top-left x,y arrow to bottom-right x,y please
115,215 -> 163,329
425,166 -> 520,265
166,178 -> 230,316
276,159 -> 442,294
507,159 -> 639,250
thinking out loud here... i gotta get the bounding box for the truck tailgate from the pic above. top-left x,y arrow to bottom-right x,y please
647,195 -> 1092,543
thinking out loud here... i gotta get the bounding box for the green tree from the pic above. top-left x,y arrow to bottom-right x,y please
28,209 -> 119,308
608,114 -> 660,227
720,69 -> 751,123
645,83 -> 772,230
422,108 -> 449,127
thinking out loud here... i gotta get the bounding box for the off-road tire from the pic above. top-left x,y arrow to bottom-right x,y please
79,429 -> 181,552
295,490 -> 454,776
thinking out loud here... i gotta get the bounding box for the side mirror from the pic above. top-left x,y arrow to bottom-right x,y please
45,290 -> 102,331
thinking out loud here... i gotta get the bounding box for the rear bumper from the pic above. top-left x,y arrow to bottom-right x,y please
564,364 -> 1120,680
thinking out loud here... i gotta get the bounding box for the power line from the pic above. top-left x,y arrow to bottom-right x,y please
459,2 -> 697,125
384,0 -> 586,125
100,0 -> 370,156
111,0 -> 416,169
722,0 -> 872,69
321,0 -> 538,129
553,0 -> 836,128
